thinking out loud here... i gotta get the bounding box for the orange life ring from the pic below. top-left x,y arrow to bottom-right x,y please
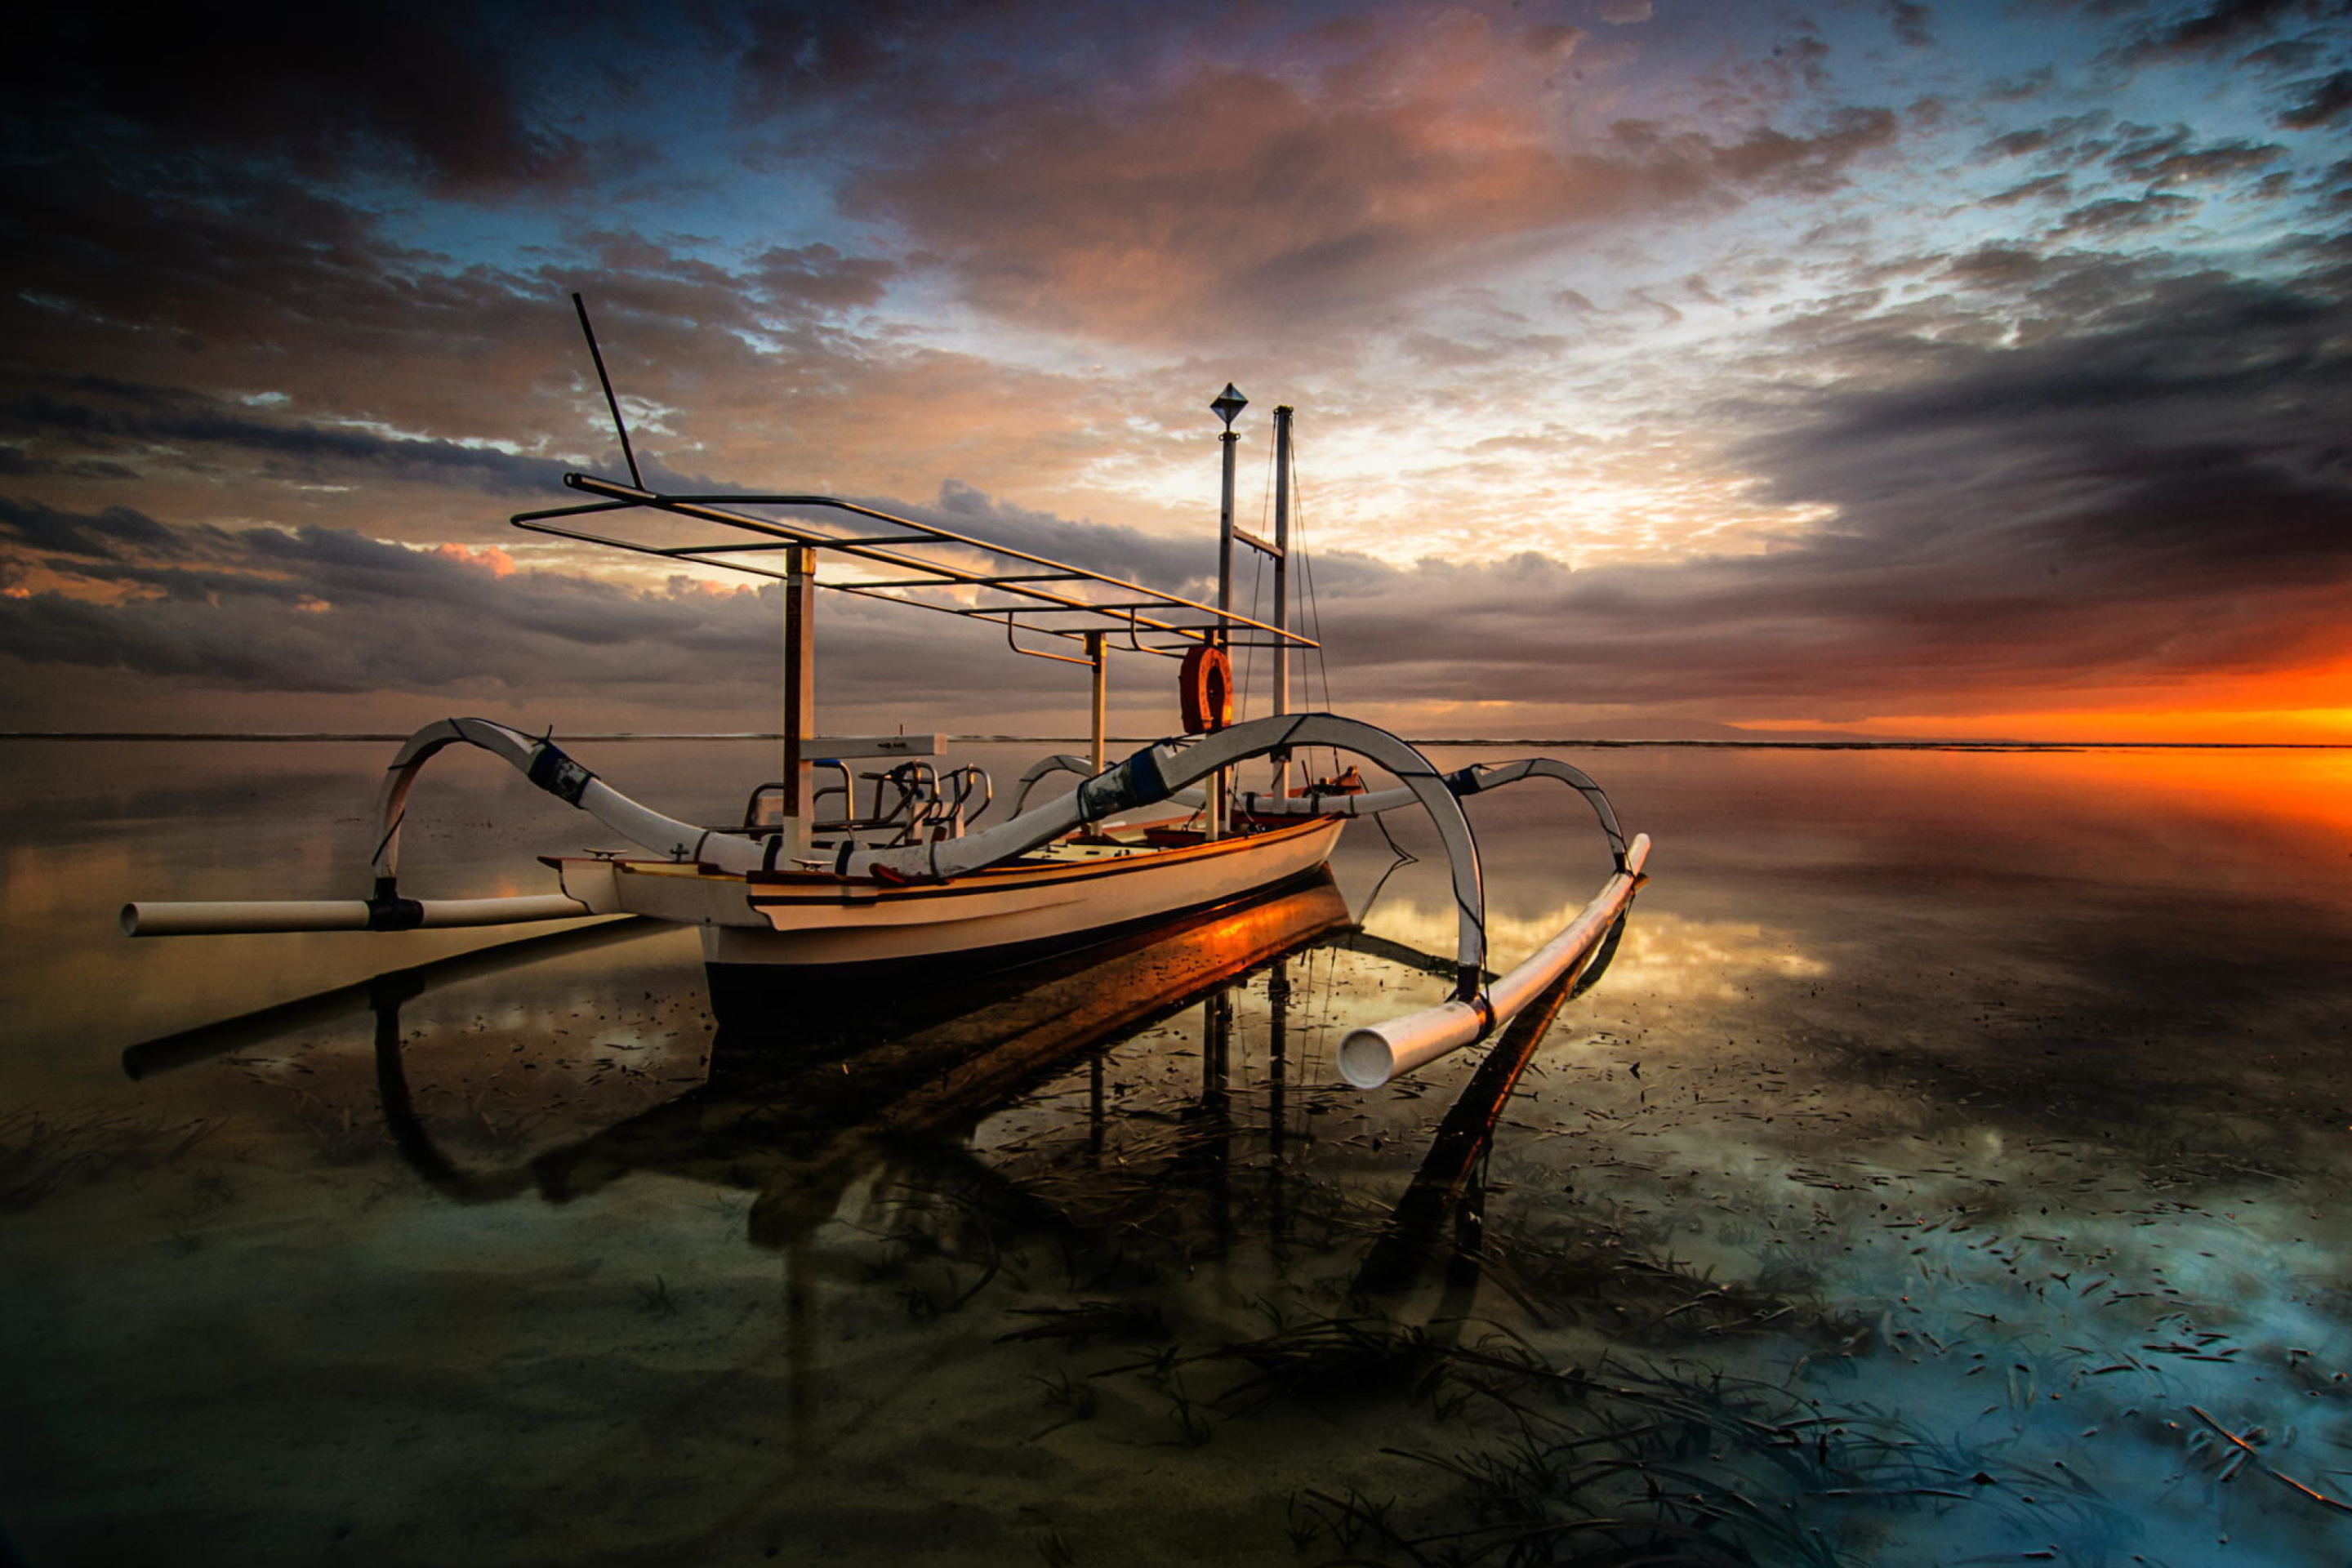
1178,644 -> 1233,733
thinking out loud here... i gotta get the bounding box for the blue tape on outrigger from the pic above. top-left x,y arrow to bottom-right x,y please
1076,746 -> 1169,820
527,741 -> 596,806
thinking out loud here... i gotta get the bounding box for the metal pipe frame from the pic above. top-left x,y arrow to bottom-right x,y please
514,476 -> 1317,657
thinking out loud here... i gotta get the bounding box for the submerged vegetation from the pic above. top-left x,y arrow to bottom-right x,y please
0,1107 -> 218,1214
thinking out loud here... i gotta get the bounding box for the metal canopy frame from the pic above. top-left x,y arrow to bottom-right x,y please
514,473 -> 1320,664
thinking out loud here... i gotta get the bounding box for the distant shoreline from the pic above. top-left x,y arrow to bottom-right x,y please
3,732 -> 2346,751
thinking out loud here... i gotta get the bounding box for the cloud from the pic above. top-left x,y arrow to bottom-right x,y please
1243,265 -> 2352,722
7,2 -> 621,196
2107,129 -> 2284,185
2,0 -> 2347,741
728,0 -> 1027,118
2,378 -> 585,496
1886,2 -> 1936,48
1943,247 -> 2055,287
747,244 -> 900,312
2116,0 -> 2352,63
844,18 -> 1900,345
0,136 -> 1001,539
2280,69 -> 2352,127
0,513 -> 911,705
1985,174 -> 2074,207
0,497 -> 189,561
0,480 -> 1223,724
2052,193 -> 2199,234
9,256 -> 2346,733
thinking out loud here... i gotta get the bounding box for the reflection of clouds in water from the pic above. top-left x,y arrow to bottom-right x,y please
1482,1058 -> 2352,1558
1609,914 -> 1828,1000
1365,898 -> 1825,1000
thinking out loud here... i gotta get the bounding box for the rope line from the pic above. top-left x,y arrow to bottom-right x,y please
1288,433 -> 1341,782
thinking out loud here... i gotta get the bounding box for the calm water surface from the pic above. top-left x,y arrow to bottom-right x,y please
6,739 -> 2352,1566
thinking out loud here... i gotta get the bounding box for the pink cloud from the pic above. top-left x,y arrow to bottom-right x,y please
847,16 -> 1896,345
434,542 -> 516,577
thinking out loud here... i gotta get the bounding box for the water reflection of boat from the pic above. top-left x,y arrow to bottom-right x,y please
528,873 -> 1353,1245
342,871 -> 1611,1298
122,304 -> 1647,1085
117,861 -> 1673,1385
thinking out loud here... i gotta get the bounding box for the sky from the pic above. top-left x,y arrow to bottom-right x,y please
2,0 -> 2349,742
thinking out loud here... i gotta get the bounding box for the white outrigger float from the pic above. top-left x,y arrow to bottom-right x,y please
123,314 -> 1649,1087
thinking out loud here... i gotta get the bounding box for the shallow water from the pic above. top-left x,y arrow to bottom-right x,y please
7,738 -> 2352,1566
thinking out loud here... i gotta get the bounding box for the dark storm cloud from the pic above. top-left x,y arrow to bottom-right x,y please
729,0 -> 1027,113
1985,175 -> 2074,207
0,516 -> 778,696
2106,130 -> 2283,185
1973,112 -> 2117,172
2243,37 -> 2333,69
911,483 -> 1209,595
2052,193 -> 2199,234
0,121 -> 913,532
748,246 -> 900,313
1886,2 -> 1936,48
2091,0 -> 2352,128
2,379 -> 580,495
1944,247 -> 2055,286
0,489 -> 1198,715
1980,128 -> 2056,159
3,2 -> 619,195
2115,0 -> 2352,61
0,498 -> 189,562
0,451 -> 136,482
2280,69 -> 2352,127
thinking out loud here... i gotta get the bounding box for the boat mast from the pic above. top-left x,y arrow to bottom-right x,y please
1209,383 -> 1247,840
1271,404 -> 1293,800
1086,630 -> 1107,772
781,543 -> 815,859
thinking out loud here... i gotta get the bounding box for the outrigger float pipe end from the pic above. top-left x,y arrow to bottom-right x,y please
122,894 -> 595,938
1337,834 -> 1650,1089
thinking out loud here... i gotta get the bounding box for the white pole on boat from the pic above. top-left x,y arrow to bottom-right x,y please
122,894 -> 595,937
1086,630 -> 1108,772
1270,403 -> 1294,800
1209,383 -> 1247,841
782,542 -> 816,860
1336,834 -> 1650,1089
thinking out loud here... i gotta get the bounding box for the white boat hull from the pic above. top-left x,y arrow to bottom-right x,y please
550,816 -> 1343,968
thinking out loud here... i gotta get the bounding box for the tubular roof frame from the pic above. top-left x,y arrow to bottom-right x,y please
514,474 -> 1320,659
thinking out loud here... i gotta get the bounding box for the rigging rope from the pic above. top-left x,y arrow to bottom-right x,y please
1241,550 -> 1265,725
1288,431 -> 1343,783
1238,430 -> 1278,726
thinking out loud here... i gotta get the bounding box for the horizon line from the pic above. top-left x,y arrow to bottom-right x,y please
2,731 -> 2348,752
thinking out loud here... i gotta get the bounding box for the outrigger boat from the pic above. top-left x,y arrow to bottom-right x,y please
123,307 -> 1650,1087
